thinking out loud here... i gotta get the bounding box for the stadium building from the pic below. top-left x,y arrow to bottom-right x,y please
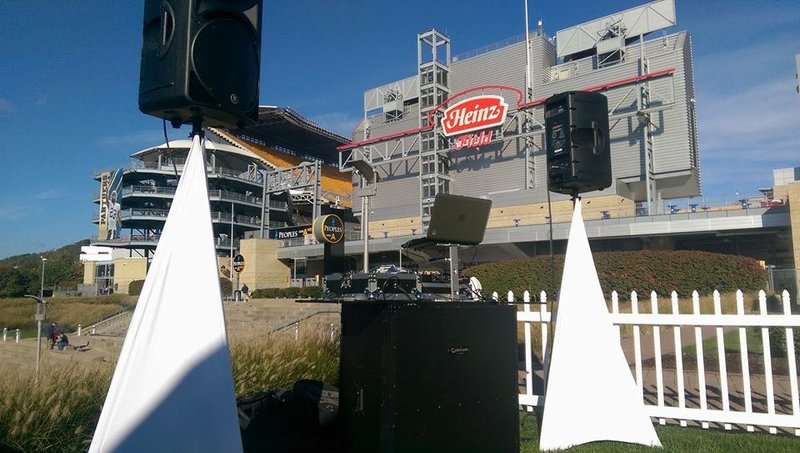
85,106 -> 353,294
84,0 -> 800,298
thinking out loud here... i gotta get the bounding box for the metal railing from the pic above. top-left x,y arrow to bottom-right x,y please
270,310 -> 341,340
2,328 -> 21,343
93,209 -> 263,227
125,161 -> 264,184
121,185 -> 176,197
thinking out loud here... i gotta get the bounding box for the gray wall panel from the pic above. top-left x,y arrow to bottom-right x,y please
354,29 -> 699,225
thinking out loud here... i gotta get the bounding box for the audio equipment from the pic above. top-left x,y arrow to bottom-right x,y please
324,271 -> 419,301
339,302 -> 520,452
427,193 -> 492,246
139,0 -> 262,128
545,91 -> 612,196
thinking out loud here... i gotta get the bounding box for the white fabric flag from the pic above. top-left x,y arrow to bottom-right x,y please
539,199 -> 661,450
90,135 -> 243,452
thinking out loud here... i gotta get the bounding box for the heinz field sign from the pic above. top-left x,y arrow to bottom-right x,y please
441,95 -> 509,140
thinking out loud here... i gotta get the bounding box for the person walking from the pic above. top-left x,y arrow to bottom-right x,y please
45,322 -> 55,350
241,283 -> 250,302
48,323 -> 58,350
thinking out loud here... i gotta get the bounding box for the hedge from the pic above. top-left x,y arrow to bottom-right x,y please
251,286 -> 323,299
128,280 -> 145,296
129,278 -> 233,297
463,250 -> 767,298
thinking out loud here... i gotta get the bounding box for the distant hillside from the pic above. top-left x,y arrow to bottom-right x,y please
0,239 -> 89,297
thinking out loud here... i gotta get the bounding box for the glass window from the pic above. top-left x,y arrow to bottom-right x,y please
420,67 -> 434,86
436,67 -> 448,87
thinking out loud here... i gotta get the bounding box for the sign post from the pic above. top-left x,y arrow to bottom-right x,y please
233,254 -> 244,301
313,212 -> 346,276
24,295 -> 47,382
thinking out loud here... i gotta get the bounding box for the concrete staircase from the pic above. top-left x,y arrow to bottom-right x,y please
224,298 -> 341,337
67,299 -> 341,339
82,311 -> 134,337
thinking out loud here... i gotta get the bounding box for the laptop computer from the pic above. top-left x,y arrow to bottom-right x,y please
426,194 -> 492,246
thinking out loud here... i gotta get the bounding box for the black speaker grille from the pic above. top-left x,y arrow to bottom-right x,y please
191,18 -> 259,113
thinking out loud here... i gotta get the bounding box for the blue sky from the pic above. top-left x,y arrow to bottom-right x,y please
0,0 -> 798,259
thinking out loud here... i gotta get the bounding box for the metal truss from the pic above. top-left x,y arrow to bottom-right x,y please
340,71 -> 677,173
261,161 -> 322,236
265,161 -> 320,193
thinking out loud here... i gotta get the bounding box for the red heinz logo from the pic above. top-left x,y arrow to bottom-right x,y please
440,95 -> 509,137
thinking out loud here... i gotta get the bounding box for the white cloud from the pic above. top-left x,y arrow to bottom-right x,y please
98,130 -> 165,146
693,10 -> 800,199
691,4 -> 800,39
699,77 -> 800,141
34,190 -> 63,200
0,97 -> 13,113
310,112 -> 361,137
0,205 -> 31,221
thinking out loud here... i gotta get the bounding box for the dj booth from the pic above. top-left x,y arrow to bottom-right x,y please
337,300 -> 519,452
308,195 -> 519,452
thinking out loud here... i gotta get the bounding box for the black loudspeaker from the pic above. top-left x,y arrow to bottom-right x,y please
339,302 -> 520,453
545,91 -> 612,195
139,0 -> 262,128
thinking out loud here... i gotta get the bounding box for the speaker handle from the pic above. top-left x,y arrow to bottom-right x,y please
592,120 -> 605,155
158,1 -> 175,58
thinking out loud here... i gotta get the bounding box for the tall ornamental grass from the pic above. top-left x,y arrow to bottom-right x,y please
230,333 -> 339,397
0,333 -> 339,452
0,363 -> 113,452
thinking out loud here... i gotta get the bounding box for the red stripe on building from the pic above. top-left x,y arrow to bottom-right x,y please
337,68 -> 676,151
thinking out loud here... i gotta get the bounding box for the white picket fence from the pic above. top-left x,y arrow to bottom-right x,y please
510,289 -> 800,435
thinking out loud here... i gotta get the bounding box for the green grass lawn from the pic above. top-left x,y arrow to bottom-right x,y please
683,328 -> 765,359
519,412 -> 800,452
0,295 -> 134,333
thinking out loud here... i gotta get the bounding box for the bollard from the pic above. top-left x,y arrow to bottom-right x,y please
77,324 -> 82,337
2,327 -> 6,342
91,325 -> 96,336
294,322 -> 299,340
15,329 -> 20,343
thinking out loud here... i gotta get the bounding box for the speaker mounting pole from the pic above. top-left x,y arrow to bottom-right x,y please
190,117 -> 204,139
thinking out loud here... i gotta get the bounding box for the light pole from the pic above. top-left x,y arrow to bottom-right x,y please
37,256 -> 47,379
40,256 -> 47,299
230,202 -> 235,299
352,160 -> 377,273
24,294 -> 46,381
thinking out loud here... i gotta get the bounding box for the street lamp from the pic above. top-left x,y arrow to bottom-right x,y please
23,294 -> 47,381
351,160 -> 377,273
40,256 -> 47,299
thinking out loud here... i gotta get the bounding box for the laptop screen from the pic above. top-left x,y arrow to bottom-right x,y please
426,194 -> 492,245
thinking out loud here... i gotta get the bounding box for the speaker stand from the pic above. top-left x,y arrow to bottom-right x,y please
190,118 -> 204,139
449,244 -> 459,299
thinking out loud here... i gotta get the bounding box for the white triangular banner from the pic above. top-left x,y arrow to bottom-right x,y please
539,199 -> 661,450
90,135 -> 243,452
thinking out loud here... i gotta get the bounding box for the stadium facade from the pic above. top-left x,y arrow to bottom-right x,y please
84,0 -> 800,298
85,107 -> 353,293
341,0 -> 697,232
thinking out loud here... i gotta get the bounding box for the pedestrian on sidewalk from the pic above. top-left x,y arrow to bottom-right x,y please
48,323 -> 58,350
45,322 -> 55,349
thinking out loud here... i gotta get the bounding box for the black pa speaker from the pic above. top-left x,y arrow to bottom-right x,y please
339,302 -> 520,452
139,0 -> 262,128
545,91 -> 612,195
